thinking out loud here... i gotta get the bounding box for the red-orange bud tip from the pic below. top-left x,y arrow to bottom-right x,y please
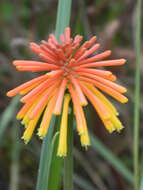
121,59 -> 126,64
6,91 -> 12,97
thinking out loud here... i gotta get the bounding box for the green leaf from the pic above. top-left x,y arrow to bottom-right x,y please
0,96 -> 19,139
9,122 -> 21,190
134,0 -> 142,189
36,116 -> 56,190
64,105 -> 73,190
90,134 -> 133,185
55,0 -> 72,40
140,172 -> 143,190
48,133 -> 63,190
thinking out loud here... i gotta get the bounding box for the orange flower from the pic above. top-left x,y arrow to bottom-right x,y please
7,27 -> 128,156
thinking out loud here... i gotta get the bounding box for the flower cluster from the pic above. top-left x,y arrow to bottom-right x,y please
7,27 -> 128,156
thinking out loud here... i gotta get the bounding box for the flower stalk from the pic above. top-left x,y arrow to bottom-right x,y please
55,0 -> 73,189
36,0 -> 72,189
134,0 -> 142,189
55,0 -> 72,39
64,105 -> 73,190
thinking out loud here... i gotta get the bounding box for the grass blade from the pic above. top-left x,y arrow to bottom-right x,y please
9,122 -> 21,190
48,132 -> 63,190
90,134 -> 133,184
0,96 -> 19,139
36,116 -> 55,190
139,172 -> 143,190
74,148 -> 107,190
42,132 -> 60,190
134,0 -> 142,189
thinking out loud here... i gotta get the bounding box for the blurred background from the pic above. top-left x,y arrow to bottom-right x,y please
0,0 -> 142,190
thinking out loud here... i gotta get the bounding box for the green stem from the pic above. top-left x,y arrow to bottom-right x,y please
55,0 -> 73,187
55,0 -> 72,39
134,0 -> 142,190
64,106 -> 73,190
55,1 -> 73,189
36,117 -> 55,190
36,0 -> 72,189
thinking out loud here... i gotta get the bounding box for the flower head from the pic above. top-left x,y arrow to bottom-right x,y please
7,27 -> 128,156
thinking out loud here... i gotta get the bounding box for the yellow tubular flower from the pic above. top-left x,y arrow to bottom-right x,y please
86,83 -> 118,116
57,94 -> 71,157
68,84 -> 90,147
38,94 -> 57,138
110,115 -> 124,132
86,83 -> 123,132
22,109 -> 42,144
19,83 -> 39,95
21,101 -> 37,127
80,105 -> 90,147
103,120 -> 116,133
22,95 -> 48,143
